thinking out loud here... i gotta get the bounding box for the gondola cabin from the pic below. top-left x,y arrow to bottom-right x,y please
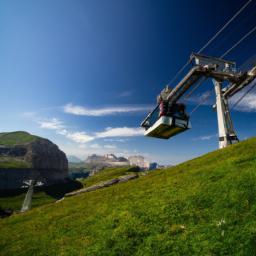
141,103 -> 191,139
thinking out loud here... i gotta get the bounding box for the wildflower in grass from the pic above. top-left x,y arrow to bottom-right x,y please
216,218 -> 225,227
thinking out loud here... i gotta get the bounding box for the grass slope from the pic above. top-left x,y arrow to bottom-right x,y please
0,181 -> 83,212
0,131 -> 38,146
80,166 -> 139,187
0,157 -> 32,169
0,191 -> 55,211
0,131 -> 39,146
1,138 -> 256,255
0,131 -> 39,168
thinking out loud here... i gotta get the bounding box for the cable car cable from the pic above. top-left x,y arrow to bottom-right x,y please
183,77 -> 207,101
167,61 -> 190,87
230,82 -> 256,110
190,33 -> 256,115
166,0 -> 253,87
197,0 -> 253,54
189,89 -> 214,116
220,24 -> 256,58
183,22 -> 256,102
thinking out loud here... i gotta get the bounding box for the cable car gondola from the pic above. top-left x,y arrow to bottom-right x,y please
141,101 -> 191,139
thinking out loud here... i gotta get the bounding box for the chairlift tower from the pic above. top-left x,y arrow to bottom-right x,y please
141,53 -> 256,149
21,179 -> 44,212
192,54 -> 239,148
213,79 -> 238,148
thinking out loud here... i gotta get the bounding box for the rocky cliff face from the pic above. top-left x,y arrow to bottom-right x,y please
24,139 -> 68,171
85,154 -> 129,168
0,132 -> 68,189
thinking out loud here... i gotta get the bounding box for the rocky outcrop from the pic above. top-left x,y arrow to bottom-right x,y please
0,132 -> 68,189
85,154 -> 130,170
24,139 -> 68,171
65,173 -> 138,197
0,146 -> 27,157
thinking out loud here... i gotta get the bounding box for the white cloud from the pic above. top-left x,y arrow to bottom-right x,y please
90,143 -> 100,149
56,129 -> 94,143
199,134 -> 217,140
21,112 -> 37,118
187,81 -> 256,112
63,127 -> 143,144
40,123 -> 143,143
104,144 -> 116,149
96,127 -> 144,138
103,138 -> 129,143
56,129 -> 68,136
63,103 -> 151,116
187,90 -> 214,106
118,90 -> 133,98
193,133 -> 217,141
65,131 -> 94,143
38,118 -> 64,130
38,117 -> 143,143
229,82 -> 256,112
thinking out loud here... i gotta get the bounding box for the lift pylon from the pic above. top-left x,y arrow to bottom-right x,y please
213,79 -> 239,148
141,53 -> 256,148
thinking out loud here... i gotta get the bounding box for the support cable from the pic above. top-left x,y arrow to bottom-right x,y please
188,23 -> 256,113
189,90 -> 214,116
197,0 -> 253,54
166,0 -> 253,87
183,77 -> 207,101
220,24 -> 256,58
230,82 -> 256,110
167,61 -> 190,87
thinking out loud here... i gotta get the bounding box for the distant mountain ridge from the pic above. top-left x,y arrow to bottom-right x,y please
85,154 -> 130,170
85,153 -> 156,170
67,155 -> 82,163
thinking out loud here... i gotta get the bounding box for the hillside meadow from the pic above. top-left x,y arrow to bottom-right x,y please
0,138 -> 256,255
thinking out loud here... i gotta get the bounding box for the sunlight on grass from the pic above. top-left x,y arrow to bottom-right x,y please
0,138 -> 256,255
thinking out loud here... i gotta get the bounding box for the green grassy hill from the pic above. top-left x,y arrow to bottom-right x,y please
0,166 -> 134,212
0,131 -> 39,169
0,180 -> 83,212
0,131 -> 39,146
80,166 -> 140,187
1,138 -> 256,255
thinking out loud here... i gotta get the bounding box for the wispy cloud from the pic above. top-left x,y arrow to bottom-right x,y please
65,131 -> 94,143
63,103 -> 151,116
229,82 -> 256,112
38,118 -> 64,130
193,133 -> 217,141
37,117 -> 143,144
36,118 -> 94,143
96,127 -> 144,138
21,113 -> 151,161
187,81 -> 256,112
103,144 -> 117,149
89,143 -> 116,149
21,112 -> 37,118
103,138 -> 129,143
56,129 -> 94,143
90,143 -> 100,149
118,90 -> 133,98
187,90 -> 214,106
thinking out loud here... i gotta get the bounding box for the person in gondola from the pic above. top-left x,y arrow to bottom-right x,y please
157,85 -> 172,117
157,85 -> 187,119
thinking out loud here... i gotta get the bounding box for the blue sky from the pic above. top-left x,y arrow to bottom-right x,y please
0,0 -> 256,164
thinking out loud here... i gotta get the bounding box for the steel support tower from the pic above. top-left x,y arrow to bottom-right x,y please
141,53 -> 256,148
213,79 -> 239,148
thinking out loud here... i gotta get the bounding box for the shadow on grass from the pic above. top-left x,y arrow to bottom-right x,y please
43,179 -> 83,199
0,179 -> 83,200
